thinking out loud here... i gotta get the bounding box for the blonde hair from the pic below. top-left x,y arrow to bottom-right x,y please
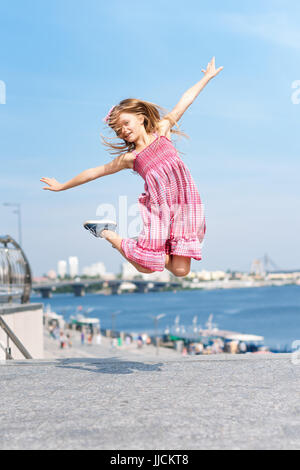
100,98 -> 188,157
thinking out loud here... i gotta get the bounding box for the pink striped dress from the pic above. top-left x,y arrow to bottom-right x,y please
121,132 -> 206,272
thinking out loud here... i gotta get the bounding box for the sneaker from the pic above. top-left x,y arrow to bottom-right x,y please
83,219 -> 117,239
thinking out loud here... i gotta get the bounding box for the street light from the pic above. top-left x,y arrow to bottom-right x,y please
192,315 -> 198,340
3,202 -> 22,247
150,313 -> 166,356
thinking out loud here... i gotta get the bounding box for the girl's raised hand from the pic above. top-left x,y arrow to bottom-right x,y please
40,177 -> 63,192
201,57 -> 224,80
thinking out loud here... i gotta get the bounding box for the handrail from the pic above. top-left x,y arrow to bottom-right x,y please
0,339 -> 13,359
0,235 -> 32,304
0,315 -> 32,359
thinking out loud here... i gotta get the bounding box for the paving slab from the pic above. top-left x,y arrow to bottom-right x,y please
1,353 -> 299,450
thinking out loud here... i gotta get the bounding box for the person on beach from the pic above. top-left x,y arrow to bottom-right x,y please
80,331 -> 85,346
59,330 -> 67,349
40,57 -> 223,277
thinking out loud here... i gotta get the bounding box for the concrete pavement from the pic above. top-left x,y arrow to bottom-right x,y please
1,352 -> 300,450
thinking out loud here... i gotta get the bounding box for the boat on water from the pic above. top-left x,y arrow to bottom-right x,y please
166,314 -> 266,354
199,314 -> 264,343
68,305 -> 100,329
69,313 -> 100,329
43,304 -> 65,328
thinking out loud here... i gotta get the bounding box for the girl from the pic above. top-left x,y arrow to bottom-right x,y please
40,57 -> 223,278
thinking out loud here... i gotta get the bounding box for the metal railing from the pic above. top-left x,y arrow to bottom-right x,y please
0,235 -> 32,304
0,315 -> 32,359
0,236 -> 33,359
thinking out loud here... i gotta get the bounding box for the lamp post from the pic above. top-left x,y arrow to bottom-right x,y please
150,313 -> 166,355
192,315 -> 198,341
3,203 -> 22,247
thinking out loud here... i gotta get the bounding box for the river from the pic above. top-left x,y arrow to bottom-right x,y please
31,284 -> 300,351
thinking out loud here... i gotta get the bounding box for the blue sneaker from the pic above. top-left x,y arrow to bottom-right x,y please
83,219 -> 117,239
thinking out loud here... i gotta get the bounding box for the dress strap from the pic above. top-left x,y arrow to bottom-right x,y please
132,132 -> 158,158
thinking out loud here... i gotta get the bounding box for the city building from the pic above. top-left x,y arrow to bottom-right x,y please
57,260 -> 67,278
195,270 -> 227,281
82,262 -> 106,277
266,272 -> 300,281
139,270 -> 171,282
101,272 -> 116,280
121,262 -> 172,281
121,262 -> 137,280
68,256 -> 79,278
47,270 -> 57,280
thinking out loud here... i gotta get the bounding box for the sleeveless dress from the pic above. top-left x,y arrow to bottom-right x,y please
121,132 -> 206,272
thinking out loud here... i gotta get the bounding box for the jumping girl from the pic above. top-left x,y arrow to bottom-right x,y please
40,57 -> 223,278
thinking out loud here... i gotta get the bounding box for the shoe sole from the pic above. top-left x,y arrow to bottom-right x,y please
83,220 -> 117,238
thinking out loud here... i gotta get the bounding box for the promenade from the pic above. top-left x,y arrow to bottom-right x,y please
1,338 -> 300,449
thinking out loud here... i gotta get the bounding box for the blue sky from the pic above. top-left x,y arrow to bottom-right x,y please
0,0 -> 300,276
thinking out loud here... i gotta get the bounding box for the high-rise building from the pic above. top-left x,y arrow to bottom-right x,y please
139,270 -> 171,282
82,262 -> 106,277
122,262 -> 137,280
69,256 -> 79,278
57,260 -> 67,278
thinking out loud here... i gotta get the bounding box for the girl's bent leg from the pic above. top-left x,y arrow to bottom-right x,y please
165,254 -> 173,272
122,236 -> 166,273
170,255 -> 191,277
164,254 -> 191,277
101,229 -> 156,274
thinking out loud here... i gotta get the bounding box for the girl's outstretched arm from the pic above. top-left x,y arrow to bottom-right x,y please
40,153 -> 129,191
161,57 -> 223,128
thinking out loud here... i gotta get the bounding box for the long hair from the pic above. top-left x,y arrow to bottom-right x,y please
100,98 -> 188,157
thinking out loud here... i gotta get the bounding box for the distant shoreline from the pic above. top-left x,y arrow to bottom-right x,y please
30,280 -> 299,298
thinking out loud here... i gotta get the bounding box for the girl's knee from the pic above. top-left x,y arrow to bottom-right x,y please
136,266 -> 156,274
172,267 -> 190,277
171,256 -> 191,278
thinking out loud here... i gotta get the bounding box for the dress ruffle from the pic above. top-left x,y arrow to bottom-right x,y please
122,235 -> 204,273
165,237 -> 203,260
121,238 -> 166,272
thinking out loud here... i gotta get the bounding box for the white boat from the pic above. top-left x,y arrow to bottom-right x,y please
171,313 -> 265,345
43,304 -> 65,328
70,313 -> 100,327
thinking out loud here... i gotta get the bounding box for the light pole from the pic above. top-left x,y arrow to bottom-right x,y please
150,313 -> 166,355
192,315 -> 198,341
3,203 -> 22,247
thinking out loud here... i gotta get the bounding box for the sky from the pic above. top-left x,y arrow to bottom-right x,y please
0,0 -> 300,276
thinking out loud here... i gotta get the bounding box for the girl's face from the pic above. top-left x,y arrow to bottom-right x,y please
116,112 -> 144,142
